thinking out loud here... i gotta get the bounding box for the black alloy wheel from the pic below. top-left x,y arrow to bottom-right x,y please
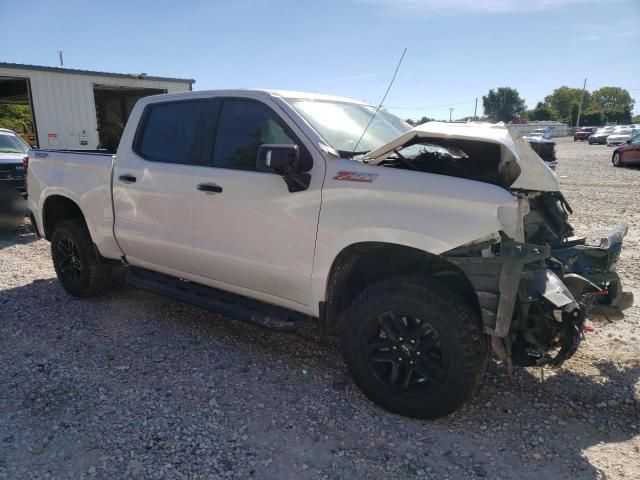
55,237 -> 83,283
366,311 -> 447,394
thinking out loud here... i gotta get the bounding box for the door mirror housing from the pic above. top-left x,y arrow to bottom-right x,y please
256,144 -> 310,193
256,144 -> 299,173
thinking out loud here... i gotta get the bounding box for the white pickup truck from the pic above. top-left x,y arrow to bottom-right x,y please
27,90 -> 631,419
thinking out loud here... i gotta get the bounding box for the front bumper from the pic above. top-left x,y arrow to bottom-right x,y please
549,224 -> 633,316
445,225 -> 633,367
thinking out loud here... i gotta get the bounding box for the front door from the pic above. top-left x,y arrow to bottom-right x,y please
187,97 -> 324,308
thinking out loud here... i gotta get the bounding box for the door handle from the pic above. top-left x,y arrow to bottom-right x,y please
119,174 -> 137,183
197,183 -> 223,193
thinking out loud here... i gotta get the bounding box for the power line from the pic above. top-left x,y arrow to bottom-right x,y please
387,99 -> 476,110
586,83 -> 640,91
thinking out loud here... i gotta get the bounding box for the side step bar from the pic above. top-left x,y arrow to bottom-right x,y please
127,267 -> 315,331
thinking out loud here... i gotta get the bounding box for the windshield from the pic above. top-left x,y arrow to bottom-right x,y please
614,128 -> 632,135
287,99 -> 410,153
0,132 -> 30,154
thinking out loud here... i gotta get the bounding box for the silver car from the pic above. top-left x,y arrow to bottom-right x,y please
607,127 -> 639,146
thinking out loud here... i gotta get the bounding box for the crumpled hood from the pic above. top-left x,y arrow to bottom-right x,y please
363,122 -> 560,192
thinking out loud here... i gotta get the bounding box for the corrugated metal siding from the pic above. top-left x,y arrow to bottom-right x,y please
0,66 -> 191,149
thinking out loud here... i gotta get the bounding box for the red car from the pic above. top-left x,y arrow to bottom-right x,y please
574,126 -> 597,141
612,134 -> 640,167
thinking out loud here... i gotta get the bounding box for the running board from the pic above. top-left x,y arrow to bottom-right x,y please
127,267 -> 315,331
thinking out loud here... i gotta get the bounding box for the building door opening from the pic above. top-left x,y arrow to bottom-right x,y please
93,84 -> 166,152
0,76 -> 38,147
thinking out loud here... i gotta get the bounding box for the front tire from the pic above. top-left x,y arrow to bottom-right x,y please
340,277 -> 487,419
51,219 -> 111,297
613,152 -> 623,167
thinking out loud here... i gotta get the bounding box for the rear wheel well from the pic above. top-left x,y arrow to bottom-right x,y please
43,195 -> 86,240
322,242 -> 481,335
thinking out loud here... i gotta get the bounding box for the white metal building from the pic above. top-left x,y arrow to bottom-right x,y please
0,63 -> 194,150
507,121 -> 570,138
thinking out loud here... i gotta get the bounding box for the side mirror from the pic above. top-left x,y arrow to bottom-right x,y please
626,139 -> 632,144
256,144 -> 299,173
256,144 -> 310,193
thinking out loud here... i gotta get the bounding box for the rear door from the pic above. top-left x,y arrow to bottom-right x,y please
186,97 -> 325,308
112,98 -> 217,274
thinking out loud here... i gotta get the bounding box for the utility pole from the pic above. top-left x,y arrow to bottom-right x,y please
474,97 -> 478,120
449,107 -> 454,122
57,51 -> 64,67
576,78 -> 587,127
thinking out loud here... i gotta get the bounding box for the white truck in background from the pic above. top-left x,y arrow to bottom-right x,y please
26,89 -> 632,419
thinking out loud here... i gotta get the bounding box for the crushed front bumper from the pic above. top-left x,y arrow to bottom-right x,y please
444,219 -> 632,369
549,224 -> 633,317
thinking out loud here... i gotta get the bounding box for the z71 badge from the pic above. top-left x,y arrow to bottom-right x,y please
333,171 -> 379,183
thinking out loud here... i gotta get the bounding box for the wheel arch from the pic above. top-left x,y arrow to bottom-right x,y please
42,194 -> 88,240
321,242 -> 482,335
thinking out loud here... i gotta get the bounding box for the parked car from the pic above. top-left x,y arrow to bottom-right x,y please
574,127 -> 597,141
529,127 -> 552,139
612,133 -> 640,167
522,134 -> 558,168
607,127 -> 639,146
0,128 -> 29,231
26,90 -> 632,419
588,126 -> 616,144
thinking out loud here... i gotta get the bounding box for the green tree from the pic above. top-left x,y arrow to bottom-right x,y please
604,108 -> 632,124
544,86 -> 589,123
531,102 -> 556,121
580,108 -> 604,126
406,116 -> 432,126
482,87 -> 526,122
0,104 -> 32,132
633,114 -> 640,124
591,87 -> 635,112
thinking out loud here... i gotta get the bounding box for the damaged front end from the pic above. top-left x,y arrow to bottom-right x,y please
523,191 -> 633,318
363,122 -> 633,368
444,192 -> 632,369
445,239 -> 588,370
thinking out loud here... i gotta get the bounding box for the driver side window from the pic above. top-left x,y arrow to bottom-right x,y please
212,99 -> 297,171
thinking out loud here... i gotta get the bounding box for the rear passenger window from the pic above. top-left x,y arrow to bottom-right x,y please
213,99 -> 297,171
136,100 -> 208,164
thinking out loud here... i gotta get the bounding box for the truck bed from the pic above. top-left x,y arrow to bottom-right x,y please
28,149 -> 121,259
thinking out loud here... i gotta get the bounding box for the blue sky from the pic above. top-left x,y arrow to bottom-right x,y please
1,0 -> 639,120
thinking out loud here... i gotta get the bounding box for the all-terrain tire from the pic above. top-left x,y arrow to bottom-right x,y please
51,219 -> 111,297
340,276 -> 488,419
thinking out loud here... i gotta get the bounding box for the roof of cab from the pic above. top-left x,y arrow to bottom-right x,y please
137,88 -> 371,106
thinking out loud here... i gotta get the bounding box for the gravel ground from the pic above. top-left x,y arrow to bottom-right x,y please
1,137 -> 638,480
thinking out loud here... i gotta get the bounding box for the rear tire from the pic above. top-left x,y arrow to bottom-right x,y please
340,277 -> 487,419
51,219 -> 112,297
